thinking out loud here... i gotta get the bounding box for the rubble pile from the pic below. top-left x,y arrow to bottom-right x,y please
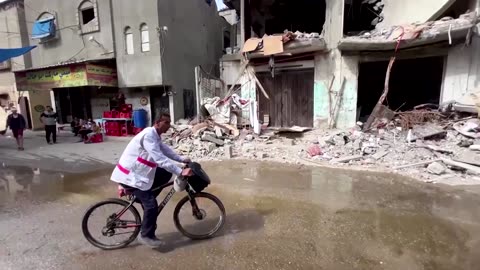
167,105 -> 480,184
299,111 -> 480,183
165,119 -> 241,161
347,11 -> 479,41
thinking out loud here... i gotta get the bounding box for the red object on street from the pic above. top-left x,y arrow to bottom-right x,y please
84,133 -> 103,144
307,145 -> 323,157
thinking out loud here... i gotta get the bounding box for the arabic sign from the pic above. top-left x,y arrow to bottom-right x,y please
86,64 -> 117,87
15,63 -> 117,91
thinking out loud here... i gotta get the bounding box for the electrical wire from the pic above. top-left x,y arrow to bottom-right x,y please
0,24 -> 79,36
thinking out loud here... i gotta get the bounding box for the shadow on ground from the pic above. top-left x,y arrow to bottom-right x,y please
154,208 -> 273,253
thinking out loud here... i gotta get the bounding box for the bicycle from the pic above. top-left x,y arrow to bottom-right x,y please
81,162 -> 226,250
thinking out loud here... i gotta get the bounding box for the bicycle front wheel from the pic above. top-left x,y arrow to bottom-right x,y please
173,192 -> 226,240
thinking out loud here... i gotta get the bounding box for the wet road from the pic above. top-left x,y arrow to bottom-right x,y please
1,161 -> 480,270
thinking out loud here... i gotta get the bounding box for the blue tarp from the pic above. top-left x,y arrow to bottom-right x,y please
0,46 -> 36,63
215,0 -> 228,11
32,17 -> 55,39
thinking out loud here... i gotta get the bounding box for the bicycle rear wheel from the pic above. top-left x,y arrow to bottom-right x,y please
82,198 -> 141,250
173,192 -> 226,240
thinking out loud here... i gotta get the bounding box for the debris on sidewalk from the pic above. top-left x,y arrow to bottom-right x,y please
427,162 -> 447,175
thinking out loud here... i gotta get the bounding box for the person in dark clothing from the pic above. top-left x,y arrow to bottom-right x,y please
40,106 -> 58,144
71,117 -> 81,136
6,107 -> 26,150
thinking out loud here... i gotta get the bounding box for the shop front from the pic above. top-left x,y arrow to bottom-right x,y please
15,62 -> 118,126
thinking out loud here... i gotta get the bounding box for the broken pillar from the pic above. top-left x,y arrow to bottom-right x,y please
224,145 -> 233,159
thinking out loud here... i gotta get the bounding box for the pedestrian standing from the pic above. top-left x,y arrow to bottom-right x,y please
6,107 -> 26,150
40,105 -> 58,144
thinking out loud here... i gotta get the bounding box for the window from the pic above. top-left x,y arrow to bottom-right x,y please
125,27 -> 134,55
81,7 -> 95,25
77,0 -> 99,34
140,24 -> 150,52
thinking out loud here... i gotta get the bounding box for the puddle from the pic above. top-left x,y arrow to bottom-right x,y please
0,166 -> 112,208
1,161 -> 480,269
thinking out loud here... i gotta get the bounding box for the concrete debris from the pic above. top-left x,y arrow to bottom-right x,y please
224,145 -> 233,159
470,145 -> 480,151
201,134 -> 224,146
372,149 -> 390,160
168,102 -> 479,183
346,11 -> 479,42
427,162 -> 447,175
332,155 -> 364,164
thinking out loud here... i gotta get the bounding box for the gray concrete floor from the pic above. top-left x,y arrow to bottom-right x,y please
1,160 -> 480,270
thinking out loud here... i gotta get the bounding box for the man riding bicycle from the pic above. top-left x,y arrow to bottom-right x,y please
111,113 -> 193,247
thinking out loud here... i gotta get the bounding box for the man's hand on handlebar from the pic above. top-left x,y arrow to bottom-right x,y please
181,168 -> 194,177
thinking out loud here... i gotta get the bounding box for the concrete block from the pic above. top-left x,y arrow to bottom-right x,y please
427,162 -> 446,175
214,126 -> 223,137
224,145 -> 233,159
201,134 -> 224,146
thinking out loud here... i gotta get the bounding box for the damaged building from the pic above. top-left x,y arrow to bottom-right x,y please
214,0 -> 480,129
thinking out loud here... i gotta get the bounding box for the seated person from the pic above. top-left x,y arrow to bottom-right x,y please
71,117 -> 81,136
78,119 -> 93,141
85,122 -> 101,143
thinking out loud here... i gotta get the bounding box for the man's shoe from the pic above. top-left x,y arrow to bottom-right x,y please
138,235 -> 163,248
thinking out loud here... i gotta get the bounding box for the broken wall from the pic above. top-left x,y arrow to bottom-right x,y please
441,1 -> 480,103
220,60 -> 256,122
442,39 -> 480,102
314,52 -> 359,129
378,0 -> 456,28
312,0 -> 359,129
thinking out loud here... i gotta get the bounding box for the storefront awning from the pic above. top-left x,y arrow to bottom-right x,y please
15,63 -> 118,91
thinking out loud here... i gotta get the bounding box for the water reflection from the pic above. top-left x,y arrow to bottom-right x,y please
0,166 -> 64,205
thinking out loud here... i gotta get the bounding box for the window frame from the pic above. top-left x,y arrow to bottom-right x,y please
140,23 -> 150,52
125,26 -> 134,55
77,0 -> 99,34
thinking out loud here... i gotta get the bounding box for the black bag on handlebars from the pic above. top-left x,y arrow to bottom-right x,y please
187,162 -> 211,192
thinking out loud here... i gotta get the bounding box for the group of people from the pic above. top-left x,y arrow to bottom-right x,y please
71,118 -> 101,142
5,105 -> 57,150
5,105 -> 102,150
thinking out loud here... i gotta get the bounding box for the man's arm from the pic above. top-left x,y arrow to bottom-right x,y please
159,141 -> 186,163
39,113 -> 45,124
143,132 -> 183,176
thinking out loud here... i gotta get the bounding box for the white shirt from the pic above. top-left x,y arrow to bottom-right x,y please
110,127 -> 185,190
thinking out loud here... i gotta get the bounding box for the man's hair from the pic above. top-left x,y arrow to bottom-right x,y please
155,113 -> 171,123
46,105 -> 52,108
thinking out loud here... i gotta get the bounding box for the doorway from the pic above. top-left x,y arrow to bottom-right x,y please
257,69 -> 314,127
357,57 -> 445,121
18,96 -> 32,129
150,86 -> 170,124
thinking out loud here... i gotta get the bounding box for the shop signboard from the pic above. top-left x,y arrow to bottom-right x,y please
15,63 -> 117,91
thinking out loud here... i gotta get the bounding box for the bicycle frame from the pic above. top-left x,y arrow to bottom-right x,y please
112,180 -> 197,227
